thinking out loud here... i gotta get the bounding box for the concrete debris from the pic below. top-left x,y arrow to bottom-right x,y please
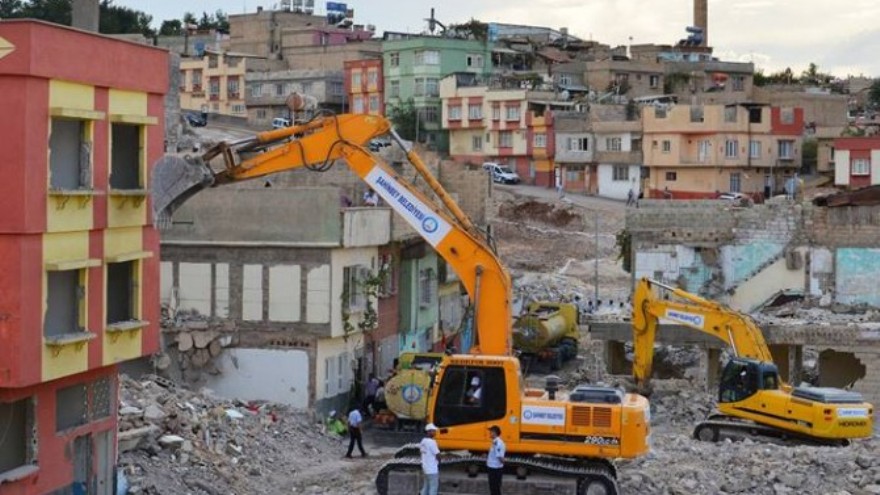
618,429 -> 880,495
117,374 -> 354,495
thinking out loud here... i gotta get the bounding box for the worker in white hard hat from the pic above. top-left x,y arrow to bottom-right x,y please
465,375 -> 482,406
419,423 -> 441,495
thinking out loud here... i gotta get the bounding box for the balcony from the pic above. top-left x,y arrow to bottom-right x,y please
596,150 -> 643,165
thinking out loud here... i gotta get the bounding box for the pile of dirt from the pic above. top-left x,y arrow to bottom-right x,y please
497,199 -> 583,228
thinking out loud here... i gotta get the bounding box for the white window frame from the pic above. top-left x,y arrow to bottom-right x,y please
425,78 -> 439,97
698,140 -> 711,162
499,131 -> 513,148
612,165 -> 629,182
471,135 -> 482,151
492,105 -> 501,120
389,52 -> 400,67
534,133 -> 547,148
567,137 -> 588,152
466,54 -> 484,68
778,140 -> 794,159
351,71 -> 362,89
606,137 -> 622,152
505,105 -> 520,121
749,140 -> 761,159
852,158 -> 870,176
389,80 -> 400,98
468,104 -> 482,120
725,139 -> 738,158
448,105 -> 462,121
662,140 -> 671,153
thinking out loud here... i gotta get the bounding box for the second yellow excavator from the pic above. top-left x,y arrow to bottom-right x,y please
152,113 -> 650,495
632,277 -> 874,445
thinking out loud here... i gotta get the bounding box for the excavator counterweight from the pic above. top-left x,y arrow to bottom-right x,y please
632,277 -> 874,445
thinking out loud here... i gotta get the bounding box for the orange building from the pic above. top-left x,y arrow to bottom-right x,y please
0,20 -> 164,493
344,58 -> 384,115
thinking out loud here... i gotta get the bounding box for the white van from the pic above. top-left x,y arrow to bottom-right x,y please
272,117 -> 292,129
482,162 -> 521,184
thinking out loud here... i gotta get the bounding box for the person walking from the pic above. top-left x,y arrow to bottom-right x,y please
626,188 -> 635,206
364,373 -> 380,415
345,406 -> 368,458
419,423 -> 441,495
486,425 -> 505,495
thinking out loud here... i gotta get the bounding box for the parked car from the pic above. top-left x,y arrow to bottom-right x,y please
184,112 -> 206,127
482,162 -> 521,184
272,117 -> 292,129
368,138 -> 392,152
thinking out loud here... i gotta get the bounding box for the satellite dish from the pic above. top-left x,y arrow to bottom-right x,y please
560,90 -> 571,100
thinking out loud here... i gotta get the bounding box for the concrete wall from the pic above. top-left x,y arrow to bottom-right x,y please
204,348 -> 310,408
629,201 -> 880,309
162,188 -> 342,245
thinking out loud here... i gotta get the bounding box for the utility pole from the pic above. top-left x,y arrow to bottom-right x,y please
594,210 -> 599,305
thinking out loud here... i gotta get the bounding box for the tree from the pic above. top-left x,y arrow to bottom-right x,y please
868,79 -> 880,109
387,99 -> 418,141
99,0 -> 154,37
159,19 -> 182,36
447,18 -> 488,41
214,9 -> 229,33
0,0 -> 23,18
801,139 -> 818,174
182,11 -> 197,27
802,63 -> 820,85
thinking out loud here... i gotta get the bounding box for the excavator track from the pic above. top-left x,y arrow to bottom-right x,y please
376,453 -> 618,495
693,415 -> 851,447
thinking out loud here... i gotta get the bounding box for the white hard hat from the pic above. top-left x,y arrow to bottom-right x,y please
471,376 -> 481,386
425,423 -> 438,432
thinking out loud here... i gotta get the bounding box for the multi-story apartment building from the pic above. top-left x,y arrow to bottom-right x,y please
554,105 -> 643,199
345,58 -> 384,115
160,188 -> 393,416
833,137 -> 880,189
0,20 -> 164,493
179,49 -> 280,118
245,69 -> 345,127
384,35 -> 493,149
228,8 -> 326,58
281,25 -> 381,72
440,73 -> 569,187
642,103 -> 804,199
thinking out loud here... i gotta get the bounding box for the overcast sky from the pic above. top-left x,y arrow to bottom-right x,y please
115,0 -> 880,77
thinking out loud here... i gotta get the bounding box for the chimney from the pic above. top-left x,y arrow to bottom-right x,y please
71,0 -> 99,32
694,0 -> 708,46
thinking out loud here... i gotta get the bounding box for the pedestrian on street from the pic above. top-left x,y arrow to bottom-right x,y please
345,406 -> 368,458
486,425 -> 505,495
364,373 -> 380,415
626,188 -> 635,206
420,423 -> 441,495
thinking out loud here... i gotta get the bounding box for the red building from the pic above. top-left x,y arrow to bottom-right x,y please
0,20 -> 165,494
344,58 -> 384,115
833,137 -> 880,189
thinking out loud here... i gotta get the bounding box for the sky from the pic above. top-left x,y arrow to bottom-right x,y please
114,0 -> 880,77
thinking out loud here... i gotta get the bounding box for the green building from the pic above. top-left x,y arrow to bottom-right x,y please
383,35 -> 493,151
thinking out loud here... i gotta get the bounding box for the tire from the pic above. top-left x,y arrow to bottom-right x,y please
581,477 -> 616,495
694,424 -> 719,442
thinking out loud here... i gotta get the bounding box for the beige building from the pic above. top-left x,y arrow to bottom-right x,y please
245,69 -> 345,127
228,9 -> 326,58
642,103 -> 804,199
585,59 -> 665,98
179,49 -> 283,117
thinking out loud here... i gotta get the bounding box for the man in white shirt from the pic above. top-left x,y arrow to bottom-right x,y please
466,376 -> 482,406
419,423 -> 441,495
363,189 -> 379,206
345,407 -> 367,458
486,425 -> 505,495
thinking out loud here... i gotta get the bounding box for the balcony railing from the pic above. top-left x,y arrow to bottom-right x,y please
596,150 -> 643,164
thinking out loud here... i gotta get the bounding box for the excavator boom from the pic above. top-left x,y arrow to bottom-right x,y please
152,113 -> 511,356
631,277 -> 873,444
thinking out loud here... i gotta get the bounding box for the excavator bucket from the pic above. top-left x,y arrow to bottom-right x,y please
151,154 -> 215,228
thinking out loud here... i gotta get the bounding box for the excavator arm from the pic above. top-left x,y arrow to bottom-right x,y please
631,277 -> 774,391
152,113 -> 512,356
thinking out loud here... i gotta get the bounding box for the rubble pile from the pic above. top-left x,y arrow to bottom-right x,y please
619,432 -> 880,495
755,301 -> 880,327
117,375 -> 349,494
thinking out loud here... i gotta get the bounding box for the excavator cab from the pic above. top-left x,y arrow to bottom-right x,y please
718,358 -> 781,403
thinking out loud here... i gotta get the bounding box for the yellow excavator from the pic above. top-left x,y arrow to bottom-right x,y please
632,277 -> 874,445
152,113 -> 650,495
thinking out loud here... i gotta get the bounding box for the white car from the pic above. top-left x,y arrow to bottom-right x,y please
482,162 -> 521,184
717,192 -> 747,201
